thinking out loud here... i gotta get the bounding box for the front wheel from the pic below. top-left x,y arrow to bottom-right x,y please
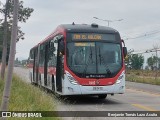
98,94 -> 107,99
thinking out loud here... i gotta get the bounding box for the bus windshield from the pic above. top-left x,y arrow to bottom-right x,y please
67,42 -> 122,78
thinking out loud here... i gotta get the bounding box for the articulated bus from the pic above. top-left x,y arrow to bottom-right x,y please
28,23 -> 127,99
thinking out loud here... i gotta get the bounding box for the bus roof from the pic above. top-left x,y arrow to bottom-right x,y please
60,23 -> 119,34
30,23 -> 119,50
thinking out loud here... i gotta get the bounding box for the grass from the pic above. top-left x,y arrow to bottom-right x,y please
0,75 -> 60,120
126,70 -> 160,85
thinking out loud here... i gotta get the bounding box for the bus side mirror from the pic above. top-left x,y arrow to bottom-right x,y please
123,47 -> 127,58
56,35 -> 64,55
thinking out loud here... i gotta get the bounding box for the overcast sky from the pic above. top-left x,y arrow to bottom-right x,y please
1,0 -> 160,61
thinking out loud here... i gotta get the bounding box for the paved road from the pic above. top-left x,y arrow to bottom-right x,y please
126,81 -> 160,94
13,67 -> 160,120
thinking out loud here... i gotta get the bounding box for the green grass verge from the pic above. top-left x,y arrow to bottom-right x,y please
0,75 -> 60,120
126,74 -> 160,85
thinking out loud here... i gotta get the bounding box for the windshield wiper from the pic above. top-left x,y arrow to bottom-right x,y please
98,46 -> 112,76
83,45 -> 93,76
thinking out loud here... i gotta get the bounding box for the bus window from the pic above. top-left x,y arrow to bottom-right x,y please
72,47 -> 86,65
48,40 -> 57,67
67,42 -> 122,76
28,50 -> 34,67
39,44 -> 45,67
29,50 -> 34,59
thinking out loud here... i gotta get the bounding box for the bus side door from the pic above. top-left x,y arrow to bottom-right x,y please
56,35 -> 64,92
33,48 -> 38,84
44,43 -> 49,86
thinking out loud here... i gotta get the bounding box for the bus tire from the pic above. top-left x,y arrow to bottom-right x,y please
98,94 -> 107,99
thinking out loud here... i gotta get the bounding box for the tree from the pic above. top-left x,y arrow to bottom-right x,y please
0,21 -> 12,64
0,0 -> 33,79
130,54 -> 144,70
147,56 -> 158,70
158,58 -> 160,70
0,25 -> 3,61
125,49 -> 134,69
125,52 -> 132,69
1,0 -> 19,114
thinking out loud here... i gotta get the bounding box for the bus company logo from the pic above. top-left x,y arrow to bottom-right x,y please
89,81 -> 95,85
95,79 -> 100,85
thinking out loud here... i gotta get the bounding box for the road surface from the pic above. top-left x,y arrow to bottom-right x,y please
13,67 -> 160,120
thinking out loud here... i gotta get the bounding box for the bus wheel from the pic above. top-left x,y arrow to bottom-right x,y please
98,94 -> 107,99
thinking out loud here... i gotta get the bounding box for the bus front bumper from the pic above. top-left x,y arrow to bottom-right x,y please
62,76 -> 125,95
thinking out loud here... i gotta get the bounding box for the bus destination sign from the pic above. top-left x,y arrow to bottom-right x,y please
72,33 -> 116,41
73,34 -> 101,40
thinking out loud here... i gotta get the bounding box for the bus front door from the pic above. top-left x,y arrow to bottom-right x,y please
44,44 -> 49,86
56,40 -> 64,92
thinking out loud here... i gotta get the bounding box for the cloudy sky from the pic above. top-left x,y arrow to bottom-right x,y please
1,0 -> 160,60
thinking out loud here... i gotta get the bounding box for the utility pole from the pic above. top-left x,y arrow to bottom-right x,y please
155,48 -> 158,80
152,45 -> 159,80
148,45 -> 159,80
0,0 -> 9,80
0,0 -> 19,120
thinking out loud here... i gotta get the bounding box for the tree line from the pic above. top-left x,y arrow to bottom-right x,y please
0,0 -> 33,79
125,53 -> 160,70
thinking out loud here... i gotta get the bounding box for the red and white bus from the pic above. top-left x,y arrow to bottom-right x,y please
28,23 -> 127,99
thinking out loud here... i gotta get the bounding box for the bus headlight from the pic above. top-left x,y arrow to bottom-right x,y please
116,72 -> 124,84
66,71 -> 79,85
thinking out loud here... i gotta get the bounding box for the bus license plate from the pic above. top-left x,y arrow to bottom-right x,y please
93,87 -> 103,91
